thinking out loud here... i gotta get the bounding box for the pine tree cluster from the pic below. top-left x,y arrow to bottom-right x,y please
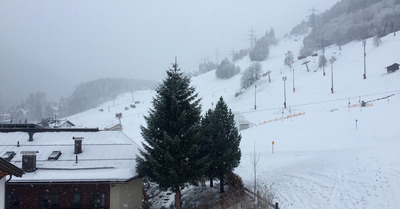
249,28 -> 277,62
136,61 -> 241,208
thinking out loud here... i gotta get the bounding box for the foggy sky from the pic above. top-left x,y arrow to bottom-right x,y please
0,0 -> 339,108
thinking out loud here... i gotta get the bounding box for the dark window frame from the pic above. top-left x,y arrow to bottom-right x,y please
72,193 -> 81,208
5,194 -> 19,209
90,192 -> 106,209
41,194 -> 59,209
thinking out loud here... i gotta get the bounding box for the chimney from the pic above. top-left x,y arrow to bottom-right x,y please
21,151 -> 37,172
28,132 -> 34,142
73,137 -> 83,154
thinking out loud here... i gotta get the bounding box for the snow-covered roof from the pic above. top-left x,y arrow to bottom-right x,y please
59,120 -> 75,127
0,131 -> 141,183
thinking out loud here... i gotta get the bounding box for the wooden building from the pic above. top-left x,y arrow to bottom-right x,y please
0,158 -> 23,209
386,63 -> 399,73
0,129 -> 143,209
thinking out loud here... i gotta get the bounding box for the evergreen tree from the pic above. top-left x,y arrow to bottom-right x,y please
199,109 -> 216,187
216,58 -> 240,79
198,61 -> 217,75
25,92 -> 46,121
373,29 -> 382,47
233,49 -> 249,62
249,36 -> 270,62
205,97 -> 242,193
268,27 -> 278,45
136,60 -> 205,209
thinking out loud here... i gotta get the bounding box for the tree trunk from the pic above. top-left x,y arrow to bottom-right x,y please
210,177 -> 213,188
175,190 -> 181,209
219,175 -> 225,193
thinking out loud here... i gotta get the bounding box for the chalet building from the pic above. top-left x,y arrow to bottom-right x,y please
0,113 -> 11,123
104,124 -> 123,131
0,158 -> 23,209
386,63 -> 399,73
58,120 -> 75,128
0,128 -> 143,209
40,119 -> 76,128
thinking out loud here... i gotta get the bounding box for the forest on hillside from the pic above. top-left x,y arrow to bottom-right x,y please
290,0 -> 400,55
6,78 -> 156,122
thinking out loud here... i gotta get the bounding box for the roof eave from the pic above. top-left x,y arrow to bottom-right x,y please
8,176 -> 141,184
0,158 -> 24,177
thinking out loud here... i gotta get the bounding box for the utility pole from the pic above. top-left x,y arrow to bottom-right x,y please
362,40 -> 367,79
230,49 -> 236,62
309,7 -> 318,14
308,7 -> 319,40
248,27 -> 257,49
308,7 -> 318,29
254,85 -> 257,110
282,76 -> 287,109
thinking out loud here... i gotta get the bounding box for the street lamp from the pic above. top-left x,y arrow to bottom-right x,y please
292,68 -> 295,92
329,57 -> 336,94
254,84 -> 257,110
362,40 -> 367,79
282,76 -> 287,109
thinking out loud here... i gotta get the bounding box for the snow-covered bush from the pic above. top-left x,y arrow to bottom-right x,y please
216,58 -> 240,79
241,62 -> 262,90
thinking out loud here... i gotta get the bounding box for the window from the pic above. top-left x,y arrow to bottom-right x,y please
2,151 -> 15,161
72,193 -> 81,208
5,195 -> 19,209
48,151 -> 62,160
90,193 -> 106,209
41,194 -> 58,209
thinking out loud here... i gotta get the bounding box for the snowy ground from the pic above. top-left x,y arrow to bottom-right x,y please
68,32 -> 400,208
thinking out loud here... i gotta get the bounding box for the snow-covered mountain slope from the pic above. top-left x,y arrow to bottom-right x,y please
68,32 -> 400,209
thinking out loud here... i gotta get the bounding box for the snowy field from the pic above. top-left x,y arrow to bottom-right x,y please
68,32 -> 400,209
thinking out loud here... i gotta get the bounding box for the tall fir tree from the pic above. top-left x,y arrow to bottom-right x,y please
202,97 -> 242,193
199,109 -> 217,187
136,60 -> 204,209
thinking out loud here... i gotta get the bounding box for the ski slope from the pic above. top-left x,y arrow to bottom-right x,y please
68,32 -> 400,209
